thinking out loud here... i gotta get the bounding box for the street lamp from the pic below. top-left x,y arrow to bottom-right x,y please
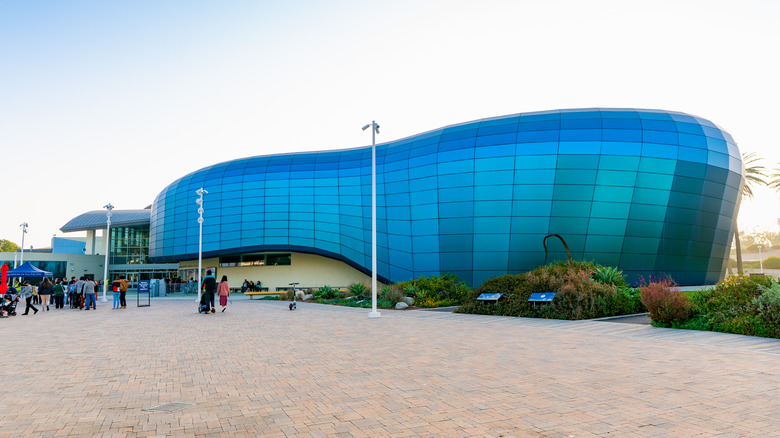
101,203 -> 114,302
362,121 -> 380,318
196,188 -> 208,305
19,222 -> 28,266
759,245 -> 764,274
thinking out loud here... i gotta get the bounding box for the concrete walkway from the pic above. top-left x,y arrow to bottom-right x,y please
0,297 -> 778,437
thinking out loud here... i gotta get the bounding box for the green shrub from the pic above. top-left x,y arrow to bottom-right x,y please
761,257 -> 780,269
395,273 -> 470,307
755,283 -> 780,330
314,285 -> 337,299
349,282 -> 369,300
593,266 -> 627,287
639,279 -> 691,323
382,286 -> 405,305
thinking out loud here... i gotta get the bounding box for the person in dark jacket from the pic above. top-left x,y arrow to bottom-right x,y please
38,278 -> 53,311
201,270 -> 217,313
52,279 -> 66,309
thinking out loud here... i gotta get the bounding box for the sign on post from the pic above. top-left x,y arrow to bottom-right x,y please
138,280 -> 151,307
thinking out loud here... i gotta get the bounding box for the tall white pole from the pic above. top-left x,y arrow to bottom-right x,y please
196,188 -> 207,304
101,203 -> 113,302
19,223 -> 27,265
369,121 -> 380,318
759,246 -> 764,273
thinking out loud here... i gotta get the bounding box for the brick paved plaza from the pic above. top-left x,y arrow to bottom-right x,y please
1,296 -> 778,437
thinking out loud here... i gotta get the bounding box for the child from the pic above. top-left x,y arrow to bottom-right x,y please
217,275 -> 230,312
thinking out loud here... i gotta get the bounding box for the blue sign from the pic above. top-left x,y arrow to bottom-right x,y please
138,280 -> 150,293
477,293 -> 503,301
528,292 -> 556,302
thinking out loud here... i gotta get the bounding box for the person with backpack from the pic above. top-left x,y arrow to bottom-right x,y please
201,270 -> 217,313
111,276 -> 122,309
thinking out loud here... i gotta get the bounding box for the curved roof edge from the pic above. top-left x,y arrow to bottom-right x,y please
60,209 -> 151,233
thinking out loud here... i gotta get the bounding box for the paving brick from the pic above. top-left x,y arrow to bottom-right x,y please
0,298 -> 778,437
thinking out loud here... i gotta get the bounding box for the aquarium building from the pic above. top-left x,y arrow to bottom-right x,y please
148,108 -> 742,287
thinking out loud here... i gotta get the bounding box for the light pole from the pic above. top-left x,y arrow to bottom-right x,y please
759,245 -> 764,274
19,222 -> 28,265
101,203 -> 114,302
196,188 -> 208,304
362,121 -> 380,318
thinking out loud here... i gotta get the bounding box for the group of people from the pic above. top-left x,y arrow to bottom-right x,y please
241,279 -> 261,292
9,275 -> 130,315
200,270 -> 230,313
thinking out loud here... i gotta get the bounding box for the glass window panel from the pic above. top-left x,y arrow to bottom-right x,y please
514,169 -> 555,184
555,169 -> 597,185
603,129 -> 642,142
512,200 -> 552,216
517,130 -> 559,143
515,154 -> 557,169
474,200 -> 512,217
513,184 -> 554,200
558,141 -> 601,155
632,188 -> 670,206
474,184 -> 513,200
587,218 -> 628,236
553,184 -> 594,201
590,202 -> 631,219
601,141 -> 641,156
642,143 -> 678,159
475,170 -> 513,186
557,154 -> 599,169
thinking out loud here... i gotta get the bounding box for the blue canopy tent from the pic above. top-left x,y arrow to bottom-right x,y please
6,262 -> 53,278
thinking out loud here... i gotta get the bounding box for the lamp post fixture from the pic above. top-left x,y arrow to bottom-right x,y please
19,222 -> 28,266
101,203 -> 114,302
196,188 -> 208,304
362,121 -> 381,318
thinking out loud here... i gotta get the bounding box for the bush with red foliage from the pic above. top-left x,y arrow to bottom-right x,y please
639,278 -> 691,323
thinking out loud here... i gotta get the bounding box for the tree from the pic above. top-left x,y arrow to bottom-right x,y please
0,239 -> 21,252
734,152 -> 767,273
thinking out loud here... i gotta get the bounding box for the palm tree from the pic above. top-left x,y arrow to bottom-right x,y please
734,152 -> 767,273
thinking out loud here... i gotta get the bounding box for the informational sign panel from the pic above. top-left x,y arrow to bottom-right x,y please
528,292 -> 556,302
476,293 -> 503,301
138,280 -> 151,307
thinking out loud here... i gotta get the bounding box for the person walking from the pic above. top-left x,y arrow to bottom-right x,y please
83,277 -> 97,310
217,275 -> 230,312
20,281 -> 38,315
201,270 -> 217,313
52,279 -> 65,309
74,277 -> 86,309
117,276 -> 130,309
111,276 -> 121,309
38,278 -> 53,311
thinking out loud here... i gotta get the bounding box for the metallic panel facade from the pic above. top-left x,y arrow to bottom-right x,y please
149,108 -> 742,286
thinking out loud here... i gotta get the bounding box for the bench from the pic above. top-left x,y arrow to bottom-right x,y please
245,290 -> 276,300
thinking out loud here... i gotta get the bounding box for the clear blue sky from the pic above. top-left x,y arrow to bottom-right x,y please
2,0 -> 779,249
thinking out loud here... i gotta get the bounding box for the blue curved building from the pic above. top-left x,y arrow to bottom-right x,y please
150,108 -> 742,287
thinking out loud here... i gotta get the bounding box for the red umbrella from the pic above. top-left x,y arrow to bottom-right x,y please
1,263 -> 8,294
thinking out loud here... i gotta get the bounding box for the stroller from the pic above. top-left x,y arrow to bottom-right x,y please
1,293 -> 20,317
198,292 -> 210,314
